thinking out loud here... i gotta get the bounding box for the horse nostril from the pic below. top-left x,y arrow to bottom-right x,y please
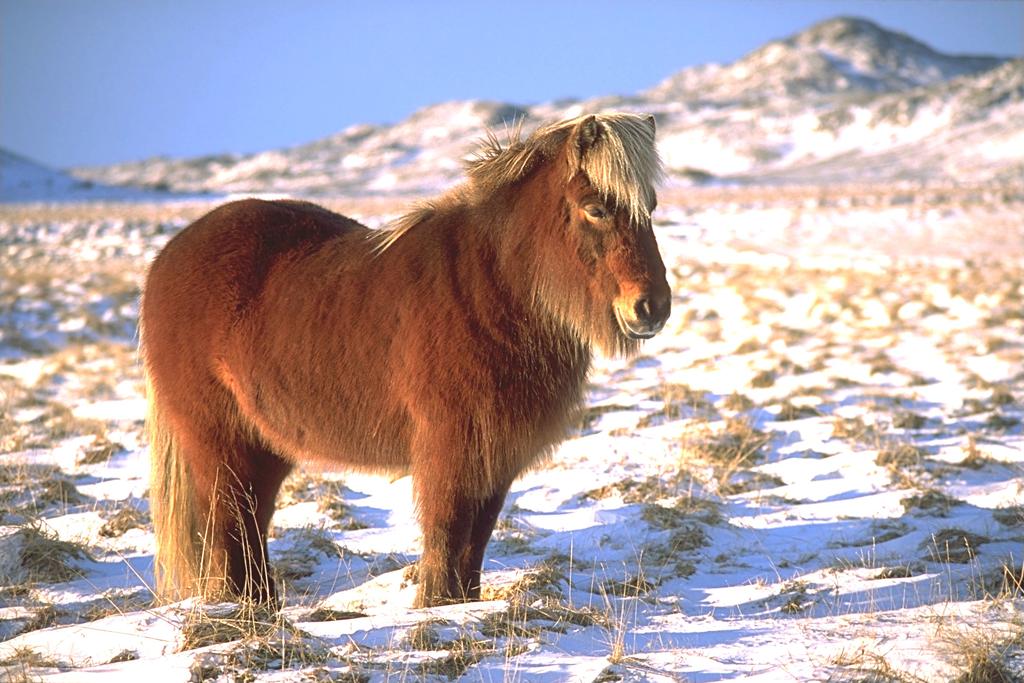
634,298 -> 653,322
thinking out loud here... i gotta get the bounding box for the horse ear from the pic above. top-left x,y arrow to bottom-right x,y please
645,114 -> 656,133
573,115 -> 601,157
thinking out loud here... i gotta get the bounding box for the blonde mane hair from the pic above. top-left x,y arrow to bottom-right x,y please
373,112 -> 664,253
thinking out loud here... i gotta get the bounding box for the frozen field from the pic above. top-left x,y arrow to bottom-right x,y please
1,187 -> 1023,682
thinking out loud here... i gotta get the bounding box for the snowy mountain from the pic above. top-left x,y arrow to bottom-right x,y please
647,16 -> 1005,103
61,100 -> 531,199
5,16 -> 1019,202
644,17 -> 1020,183
0,149 -> 174,202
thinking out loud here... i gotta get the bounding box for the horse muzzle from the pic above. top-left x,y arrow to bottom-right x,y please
614,290 -> 671,340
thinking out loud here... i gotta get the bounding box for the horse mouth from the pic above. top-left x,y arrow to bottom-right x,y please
614,309 -> 661,340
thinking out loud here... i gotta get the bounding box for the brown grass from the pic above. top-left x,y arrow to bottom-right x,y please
0,646 -> 66,679
679,417 -> 770,493
830,646 -> 929,682
947,620 -> 1024,683
77,435 -> 124,465
922,529 -> 990,564
775,400 -> 822,421
992,505 -> 1024,527
14,523 -> 91,584
876,443 -> 925,471
98,504 -> 149,537
179,603 -> 280,651
901,489 -> 963,516
480,559 -> 566,603
640,498 -> 720,529
831,415 -> 879,443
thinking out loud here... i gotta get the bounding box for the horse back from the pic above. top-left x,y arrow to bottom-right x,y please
141,199 -> 367,413
149,198 -> 360,303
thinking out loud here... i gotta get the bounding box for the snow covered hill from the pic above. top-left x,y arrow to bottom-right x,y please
4,16 -> 1020,203
647,16 -> 1004,102
0,150 -> 174,203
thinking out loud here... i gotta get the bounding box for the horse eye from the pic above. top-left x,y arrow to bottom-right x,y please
585,205 -> 608,220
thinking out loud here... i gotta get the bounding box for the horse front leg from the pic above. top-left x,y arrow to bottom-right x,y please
412,474 -> 474,607
409,426 -> 481,607
457,483 -> 510,601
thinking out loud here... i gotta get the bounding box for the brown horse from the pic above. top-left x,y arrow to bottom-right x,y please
142,112 -> 671,608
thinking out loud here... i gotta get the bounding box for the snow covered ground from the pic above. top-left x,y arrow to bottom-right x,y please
1,190 -> 1022,681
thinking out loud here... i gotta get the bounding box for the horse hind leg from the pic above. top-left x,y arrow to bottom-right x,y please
199,442 -> 292,604
151,401 -> 291,605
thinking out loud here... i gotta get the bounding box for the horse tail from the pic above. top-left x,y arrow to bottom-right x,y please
146,368 -> 203,602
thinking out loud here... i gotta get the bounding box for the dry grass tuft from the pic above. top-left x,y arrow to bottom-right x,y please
582,478 -> 650,503
13,523 -> 91,584
901,489 -> 962,516
179,603 -> 280,651
77,435 -> 125,465
477,606 -> 544,640
719,471 -> 786,495
892,411 -> 927,430
278,472 -> 369,530
775,400 -> 822,421
305,607 -> 367,622
641,498 -> 720,529
0,463 -> 88,520
831,415 -> 879,444
867,352 -> 899,376
958,436 -> 999,470
602,572 -> 656,597
978,558 -> 1024,599
480,559 -> 566,603
578,403 -> 637,432
223,631 -> 330,673
0,646 -> 65,678
992,505 -> 1024,527
684,417 -> 768,465
830,645 -> 929,682
637,383 -> 715,427
178,601 -> 332,677
988,385 -> 1016,408
310,480 -> 370,531
679,417 -> 770,493
721,391 -> 755,412
876,443 -> 925,471
98,504 -> 149,537
873,565 -> 918,580
948,622 -> 1024,683
984,413 -> 1021,432
922,529 -> 990,564
778,582 -> 811,614
952,656 -> 1017,683
412,634 -> 494,679
15,604 -> 64,636
528,600 -> 608,629
404,619 -> 454,650
80,589 -> 153,622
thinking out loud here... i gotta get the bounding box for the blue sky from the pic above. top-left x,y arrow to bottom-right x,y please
2,1 -> 1021,168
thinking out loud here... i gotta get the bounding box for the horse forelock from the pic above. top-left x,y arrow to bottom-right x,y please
468,113 -> 664,225
572,114 -> 664,226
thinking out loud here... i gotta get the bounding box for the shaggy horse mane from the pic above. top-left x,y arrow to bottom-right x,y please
373,112 -> 664,253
